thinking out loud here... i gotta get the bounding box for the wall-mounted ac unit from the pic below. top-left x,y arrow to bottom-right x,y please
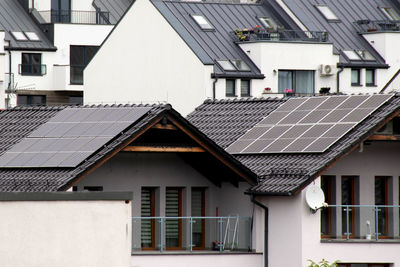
319,64 -> 335,76
376,120 -> 393,135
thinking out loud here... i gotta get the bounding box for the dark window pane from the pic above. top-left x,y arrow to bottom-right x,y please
295,70 -> 314,94
17,95 -> 28,106
21,53 -> 42,75
17,95 -> 46,106
240,80 -> 250,96
226,79 -> 236,96
342,177 -> 354,236
69,96 -> 83,105
278,71 -> 292,93
375,177 -> 388,237
70,46 -> 99,84
70,46 -> 85,65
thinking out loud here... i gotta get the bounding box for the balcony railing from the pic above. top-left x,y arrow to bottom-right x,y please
132,216 -> 252,253
354,20 -> 400,33
231,29 -> 328,43
38,10 -> 111,25
18,64 -> 47,76
321,205 -> 400,241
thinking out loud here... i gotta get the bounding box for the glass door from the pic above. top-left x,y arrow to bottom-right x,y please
192,188 -> 205,249
166,188 -> 182,249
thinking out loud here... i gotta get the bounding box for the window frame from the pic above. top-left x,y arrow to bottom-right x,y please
366,69 -> 376,86
191,14 -> 214,31
258,17 -> 277,30
240,79 -> 251,97
375,176 -> 389,239
17,94 -> 46,106
341,176 -> 357,238
20,53 -> 44,76
165,187 -> 183,250
315,5 -> 340,22
379,7 -> 400,21
351,68 -> 362,86
321,175 -> 335,238
278,70 -> 315,95
216,60 -> 236,72
70,45 -> 99,85
191,187 -> 206,250
141,187 -> 156,250
225,79 -> 236,97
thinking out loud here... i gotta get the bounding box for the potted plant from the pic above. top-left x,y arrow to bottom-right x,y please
284,88 -> 294,97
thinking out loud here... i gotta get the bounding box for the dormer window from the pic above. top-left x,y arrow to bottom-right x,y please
192,14 -> 214,30
356,50 -> 375,61
316,5 -> 339,22
342,50 -> 361,61
25,32 -> 40,41
380,7 -> 400,21
231,60 -> 250,71
11,31 -> 27,41
217,60 -> 236,71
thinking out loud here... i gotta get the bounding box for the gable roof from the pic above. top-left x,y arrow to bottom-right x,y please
187,94 -> 400,195
92,0 -> 134,24
151,0 -> 295,78
0,0 -> 55,51
0,104 -> 256,191
278,0 -> 391,68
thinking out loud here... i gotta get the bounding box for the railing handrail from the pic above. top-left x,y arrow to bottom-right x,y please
132,216 -> 250,219
231,29 -> 328,43
328,204 -> 400,208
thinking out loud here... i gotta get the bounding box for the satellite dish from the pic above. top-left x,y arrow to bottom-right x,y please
306,185 -> 325,211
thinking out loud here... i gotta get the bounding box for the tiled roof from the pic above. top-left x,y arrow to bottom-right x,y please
187,95 -> 400,195
0,0 -> 55,50
279,0 -> 391,67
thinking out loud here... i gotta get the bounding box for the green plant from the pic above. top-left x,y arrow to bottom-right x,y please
308,259 -> 339,267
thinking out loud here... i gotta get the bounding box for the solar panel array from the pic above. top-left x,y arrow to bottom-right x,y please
226,95 -> 392,154
0,106 -> 151,168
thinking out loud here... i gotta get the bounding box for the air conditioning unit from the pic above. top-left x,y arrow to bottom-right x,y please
376,120 -> 393,135
319,64 -> 335,76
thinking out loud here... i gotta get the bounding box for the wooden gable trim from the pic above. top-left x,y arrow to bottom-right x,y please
122,146 -> 205,152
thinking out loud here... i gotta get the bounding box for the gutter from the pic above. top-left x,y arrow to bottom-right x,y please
250,195 -> 268,267
336,66 -> 344,94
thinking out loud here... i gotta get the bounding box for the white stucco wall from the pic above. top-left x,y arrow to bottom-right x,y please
0,199 -> 131,267
238,42 -> 338,96
33,0 -> 95,11
84,0 -> 212,116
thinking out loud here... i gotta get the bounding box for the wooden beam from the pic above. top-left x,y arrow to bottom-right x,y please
152,123 -> 177,130
368,135 -> 400,141
122,146 -> 205,152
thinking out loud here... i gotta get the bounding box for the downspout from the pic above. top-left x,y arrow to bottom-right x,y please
251,195 -> 268,267
212,77 -> 218,100
336,66 -> 344,94
6,41 -> 12,109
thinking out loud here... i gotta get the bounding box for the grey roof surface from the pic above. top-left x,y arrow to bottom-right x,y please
151,0 -> 298,78
92,0 -> 134,24
0,104 -> 255,192
0,0 -> 55,50
187,94 -> 400,195
279,0 -> 392,67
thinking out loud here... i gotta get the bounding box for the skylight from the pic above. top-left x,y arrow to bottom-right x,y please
316,5 -> 339,21
259,17 -> 276,29
356,50 -> 375,61
231,60 -> 250,71
192,14 -> 214,30
380,7 -> 400,21
217,60 -> 236,71
11,31 -> 27,41
25,32 -> 40,41
343,50 -> 361,61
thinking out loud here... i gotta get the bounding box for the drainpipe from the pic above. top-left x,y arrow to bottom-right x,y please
6,41 -> 12,109
251,195 -> 268,267
336,66 -> 344,94
212,77 -> 218,100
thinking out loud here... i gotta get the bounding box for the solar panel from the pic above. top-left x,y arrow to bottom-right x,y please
226,94 -> 393,154
0,106 -> 152,168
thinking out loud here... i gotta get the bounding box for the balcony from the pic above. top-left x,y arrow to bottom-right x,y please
18,64 -> 47,76
231,29 -> 328,43
321,205 -> 400,241
354,20 -> 400,33
37,10 -> 111,25
132,216 -> 252,253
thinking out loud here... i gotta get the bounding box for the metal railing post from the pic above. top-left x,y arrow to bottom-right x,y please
218,217 -> 223,252
159,218 -> 164,252
346,205 -> 350,240
375,207 -> 379,241
189,217 -> 193,252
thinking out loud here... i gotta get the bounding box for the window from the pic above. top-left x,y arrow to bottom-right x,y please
375,176 -> 389,238
24,32 -> 40,41
342,176 -> 356,238
217,60 -> 236,71
226,79 -> 236,97
380,7 -> 400,21
351,69 -> 361,86
192,188 -> 205,249
20,53 -> 43,76
258,17 -> 276,29
83,186 -> 103,191
192,14 -> 214,30
11,31 -> 27,41
17,95 -> 46,106
366,69 -> 375,86
321,176 -> 335,238
278,70 -> 314,95
356,50 -> 375,61
316,5 -> 339,21
69,96 -> 83,105
70,45 -> 99,85
51,0 -> 71,23
240,80 -> 250,97
231,60 -> 250,71
343,50 -> 361,61
141,187 -> 156,249
165,188 -> 182,249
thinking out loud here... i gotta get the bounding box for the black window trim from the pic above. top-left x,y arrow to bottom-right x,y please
351,68 -> 362,86
366,68 -> 376,87
240,79 -> 251,97
225,78 -> 237,97
19,53 -> 46,76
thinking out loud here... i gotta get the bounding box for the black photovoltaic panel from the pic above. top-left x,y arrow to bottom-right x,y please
0,106 -> 151,168
226,94 -> 393,154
